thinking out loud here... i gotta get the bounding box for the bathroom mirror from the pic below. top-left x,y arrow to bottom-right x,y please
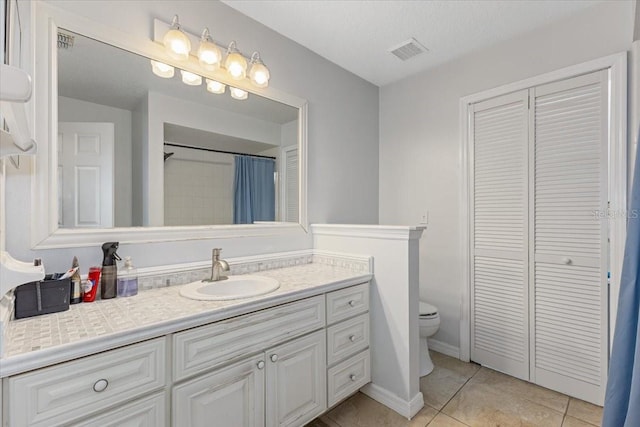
32,3 -> 307,248
58,30 -> 298,228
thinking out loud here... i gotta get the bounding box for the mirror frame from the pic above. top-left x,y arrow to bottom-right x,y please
31,1 -> 308,249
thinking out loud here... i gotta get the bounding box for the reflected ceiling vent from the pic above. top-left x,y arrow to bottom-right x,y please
57,31 -> 75,50
388,38 -> 428,61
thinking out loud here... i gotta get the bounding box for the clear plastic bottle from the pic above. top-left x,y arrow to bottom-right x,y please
117,257 -> 138,297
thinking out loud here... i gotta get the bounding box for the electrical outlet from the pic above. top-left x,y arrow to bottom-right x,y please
420,211 -> 429,224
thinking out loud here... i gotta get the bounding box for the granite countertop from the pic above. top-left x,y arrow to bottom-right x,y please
1,263 -> 372,378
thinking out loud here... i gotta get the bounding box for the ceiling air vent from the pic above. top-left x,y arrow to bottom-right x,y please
57,31 -> 75,50
388,38 -> 428,61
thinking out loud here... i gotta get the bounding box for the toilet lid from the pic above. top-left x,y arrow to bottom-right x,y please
419,301 -> 438,316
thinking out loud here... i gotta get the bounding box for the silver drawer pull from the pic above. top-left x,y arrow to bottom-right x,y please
349,335 -> 357,342
349,374 -> 357,382
257,360 -> 265,370
270,354 -> 278,363
93,379 -> 109,392
348,300 -> 356,307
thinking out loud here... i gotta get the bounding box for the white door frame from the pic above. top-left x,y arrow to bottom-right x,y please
459,52 -> 628,362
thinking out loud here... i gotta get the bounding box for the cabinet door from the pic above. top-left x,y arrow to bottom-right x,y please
266,330 -> 326,427
172,355 -> 265,427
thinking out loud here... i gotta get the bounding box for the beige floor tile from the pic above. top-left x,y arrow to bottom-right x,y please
306,415 -> 342,427
427,413 -> 469,427
566,399 -> 603,426
420,352 -> 481,410
325,392 -> 437,427
441,380 -> 565,427
468,367 -> 569,413
562,415 -> 599,427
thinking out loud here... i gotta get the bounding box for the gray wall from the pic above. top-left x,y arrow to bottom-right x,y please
5,0 -> 378,271
378,1 -> 634,351
634,0 -> 640,41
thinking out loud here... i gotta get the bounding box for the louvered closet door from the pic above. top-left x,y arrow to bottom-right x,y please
531,70 -> 608,404
470,90 -> 530,380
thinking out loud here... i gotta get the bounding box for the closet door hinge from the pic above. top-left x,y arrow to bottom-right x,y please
527,94 -> 531,110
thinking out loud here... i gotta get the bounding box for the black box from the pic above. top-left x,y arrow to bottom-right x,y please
14,275 -> 71,319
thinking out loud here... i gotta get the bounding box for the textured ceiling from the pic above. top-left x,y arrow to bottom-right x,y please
222,0 -> 608,86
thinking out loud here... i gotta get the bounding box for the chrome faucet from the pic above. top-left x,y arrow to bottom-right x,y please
208,248 -> 230,282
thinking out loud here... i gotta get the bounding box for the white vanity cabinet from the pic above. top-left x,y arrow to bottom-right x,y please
3,282 -> 370,427
324,283 -> 371,407
172,296 -> 327,427
5,338 -> 166,427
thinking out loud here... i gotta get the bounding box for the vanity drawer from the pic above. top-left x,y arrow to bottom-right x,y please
173,295 -> 325,381
70,392 -> 166,427
7,338 -> 166,427
326,283 -> 369,325
327,349 -> 371,407
327,313 -> 369,365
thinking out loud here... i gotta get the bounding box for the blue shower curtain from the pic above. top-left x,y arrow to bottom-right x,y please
602,127 -> 640,427
233,155 -> 275,224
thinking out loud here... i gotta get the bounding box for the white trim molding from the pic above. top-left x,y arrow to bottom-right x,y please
311,224 -> 426,241
360,383 -> 425,420
459,52 -> 628,362
428,339 -> 460,359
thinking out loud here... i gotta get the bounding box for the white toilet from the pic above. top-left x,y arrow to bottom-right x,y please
419,301 -> 440,376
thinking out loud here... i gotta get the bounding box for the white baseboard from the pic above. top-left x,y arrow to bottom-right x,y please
428,338 -> 460,359
360,383 -> 424,419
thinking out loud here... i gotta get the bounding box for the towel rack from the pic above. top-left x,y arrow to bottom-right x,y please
0,63 -> 37,157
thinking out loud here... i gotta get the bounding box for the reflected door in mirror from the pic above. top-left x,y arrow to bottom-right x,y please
58,122 -> 114,228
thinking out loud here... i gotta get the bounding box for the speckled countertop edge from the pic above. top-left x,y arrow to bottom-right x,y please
1,264 -> 372,378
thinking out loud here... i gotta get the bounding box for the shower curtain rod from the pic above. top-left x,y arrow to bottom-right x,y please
163,142 -> 276,160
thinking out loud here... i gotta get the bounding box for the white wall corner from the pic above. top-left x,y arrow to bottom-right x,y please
360,383 -> 424,419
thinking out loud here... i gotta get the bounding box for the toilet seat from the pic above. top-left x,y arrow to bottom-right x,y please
419,301 -> 438,317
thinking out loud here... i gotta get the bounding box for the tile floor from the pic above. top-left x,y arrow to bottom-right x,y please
308,351 -> 603,427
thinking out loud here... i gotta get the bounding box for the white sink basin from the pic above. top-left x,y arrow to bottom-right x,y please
179,275 -> 280,301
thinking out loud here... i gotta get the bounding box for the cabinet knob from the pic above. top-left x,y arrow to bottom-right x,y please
563,257 -> 572,265
348,300 -> 356,307
93,379 -> 109,392
270,354 -> 278,363
349,335 -> 357,342
257,360 -> 265,370
349,374 -> 357,382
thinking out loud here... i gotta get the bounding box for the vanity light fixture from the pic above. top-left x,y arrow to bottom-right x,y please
197,28 -> 222,71
224,41 -> 247,80
249,52 -> 270,88
229,87 -> 248,100
206,79 -> 226,94
163,15 -> 191,61
150,60 -> 175,78
180,70 -> 202,86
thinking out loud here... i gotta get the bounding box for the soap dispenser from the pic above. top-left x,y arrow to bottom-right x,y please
100,242 -> 121,299
117,256 -> 138,297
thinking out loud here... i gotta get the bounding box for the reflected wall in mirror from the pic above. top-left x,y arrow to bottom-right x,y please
57,29 -> 299,228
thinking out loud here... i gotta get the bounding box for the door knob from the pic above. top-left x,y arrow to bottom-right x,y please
563,257 -> 572,265
349,374 -> 357,381
349,335 -> 356,342
257,360 -> 265,369
348,300 -> 356,307
270,354 -> 278,362
93,379 -> 109,392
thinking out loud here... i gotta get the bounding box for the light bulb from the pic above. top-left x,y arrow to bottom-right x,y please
163,15 -> 191,61
230,87 -> 248,100
180,70 -> 202,86
224,41 -> 247,80
150,60 -> 175,78
198,28 -> 221,71
206,79 -> 226,94
249,53 -> 270,88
